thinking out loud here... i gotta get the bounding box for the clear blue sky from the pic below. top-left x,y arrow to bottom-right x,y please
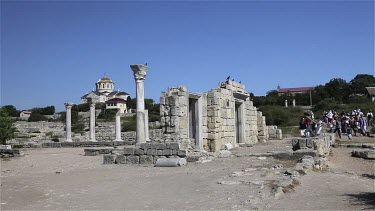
1,0 -> 374,111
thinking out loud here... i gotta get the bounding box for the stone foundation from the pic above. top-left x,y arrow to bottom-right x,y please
101,142 -> 187,164
291,133 -> 335,157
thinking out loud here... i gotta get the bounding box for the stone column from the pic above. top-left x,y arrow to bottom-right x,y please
285,99 -> 288,108
114,111 -> 124,142
145,109 -> 150,142
292,99 -> 296,107
89,103 -> 97,142
131,64 -> 149,144
64,102 -> 74,142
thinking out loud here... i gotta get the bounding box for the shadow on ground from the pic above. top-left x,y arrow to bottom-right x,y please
345,192 -> 375,210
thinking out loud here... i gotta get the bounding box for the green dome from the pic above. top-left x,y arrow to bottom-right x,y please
97,76 -> 113,83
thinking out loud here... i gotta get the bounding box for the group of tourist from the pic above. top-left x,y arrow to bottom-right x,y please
299,109 -> 373,140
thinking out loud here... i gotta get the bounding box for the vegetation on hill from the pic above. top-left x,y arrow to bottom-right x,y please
1,105 -> 19,117
254,74 -> 375,127
0,107 -> 17,145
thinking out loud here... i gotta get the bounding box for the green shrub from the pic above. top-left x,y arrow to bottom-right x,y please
97,109 -> 117,121
28,112 -> 48,122
72,122 -> 85,134
258,106 -> 303,126
121,115 -> 136,132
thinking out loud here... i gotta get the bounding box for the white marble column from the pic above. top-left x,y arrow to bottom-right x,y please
130,64 -> 149,144
64,102 -> 74,142
89,103 -> 97,142
292,99 -> 296,107
145,109 -> 150,142
285,99 -> 288,108
114,111 -> 124,142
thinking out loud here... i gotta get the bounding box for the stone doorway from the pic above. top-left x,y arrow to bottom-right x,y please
235,101 -> 245,144
189,95 -> 203,150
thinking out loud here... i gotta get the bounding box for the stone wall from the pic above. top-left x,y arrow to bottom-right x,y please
268,125 -> 283,140
11,121 -> 163,143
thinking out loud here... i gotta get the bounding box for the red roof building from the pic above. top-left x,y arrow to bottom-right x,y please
277,86 -> 315,96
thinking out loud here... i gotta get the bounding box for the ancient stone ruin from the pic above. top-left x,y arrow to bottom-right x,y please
159,80 -> 282,153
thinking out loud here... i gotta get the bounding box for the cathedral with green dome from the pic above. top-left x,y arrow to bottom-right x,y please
81,76 -> 129,113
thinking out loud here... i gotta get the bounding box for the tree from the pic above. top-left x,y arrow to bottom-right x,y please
349,74 -> 375,95
0,108 -> 17,144
324,78 -> 350,103
126,96 -> 136,109
31,106 -> 55,115
1,105 -> 19,117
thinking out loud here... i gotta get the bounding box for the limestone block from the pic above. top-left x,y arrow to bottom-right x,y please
169,96 -> 178,106
163,149 -> 172,156
160,96 -> 166,105
134,148 -> 145,155
292,149 -> 317,160
306,139 -> 314,148
123,147 -> 135,155
157,150 -> 164,155
103,154 -> 116,164
147,148 -> 157,156
170,142 -> 180,150
126,155 -> 140,164
351,149 -> 375,159
177,150 -> 187,157
139,155 -> 154,164
115,155 -> 127,164
223,143 -> 234,150
223,132 -> 234,137
84,149 -> 100,156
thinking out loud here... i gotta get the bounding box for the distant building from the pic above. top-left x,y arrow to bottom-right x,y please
366,87 -> 375,102
19,110 -> 32,118
105,98 -> 128,113
81,76 -> 129,104
277,85 -> 315,96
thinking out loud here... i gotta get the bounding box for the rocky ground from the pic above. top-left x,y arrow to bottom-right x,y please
1,137 -> 374,210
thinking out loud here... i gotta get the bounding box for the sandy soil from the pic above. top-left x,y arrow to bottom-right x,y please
1,137 -> 374,210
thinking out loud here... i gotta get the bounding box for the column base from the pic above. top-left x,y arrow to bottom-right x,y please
89,139 -> 97,142
65,139 -> 73,142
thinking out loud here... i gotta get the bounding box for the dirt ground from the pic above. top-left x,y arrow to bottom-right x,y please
1,137 -> 374,210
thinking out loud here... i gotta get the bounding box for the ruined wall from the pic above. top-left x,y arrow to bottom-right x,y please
159,86 -> 190,148
160,80 -> 276,153
257,111 -> 268,142
245,100 -> 259,144
268,126 -> 283,140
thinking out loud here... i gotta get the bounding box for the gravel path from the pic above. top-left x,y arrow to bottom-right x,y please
1,137 -> 374,210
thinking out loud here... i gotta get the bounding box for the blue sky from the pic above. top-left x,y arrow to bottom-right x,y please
1,0 -> 374,111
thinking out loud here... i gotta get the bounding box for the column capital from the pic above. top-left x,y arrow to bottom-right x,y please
130,64 -> 149,81
90,102 -> 96,108
64,102 -> 74,108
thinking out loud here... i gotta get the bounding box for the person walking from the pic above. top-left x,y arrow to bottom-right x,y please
333,117 -> 342,139
367,110 -> 373,126
304,113 -> 314,138
299,117 -> 306,137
